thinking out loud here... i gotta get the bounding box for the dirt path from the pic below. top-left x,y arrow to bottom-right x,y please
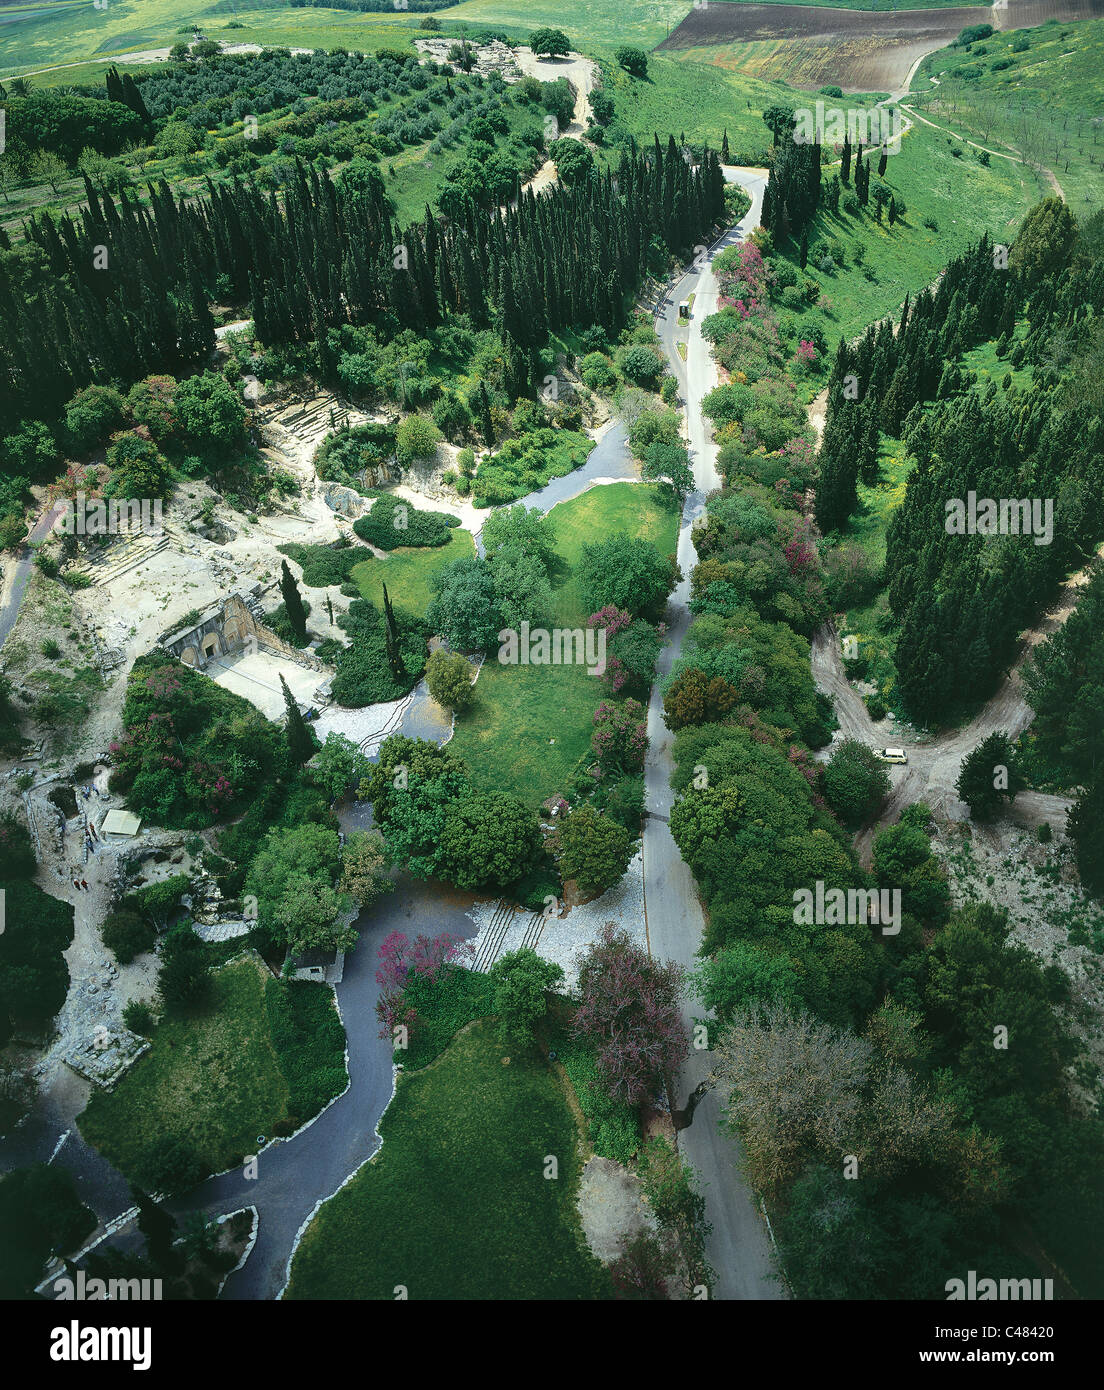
512,49 -> 596,199
901,74 -> 1065,200
816,543 -> 1104,866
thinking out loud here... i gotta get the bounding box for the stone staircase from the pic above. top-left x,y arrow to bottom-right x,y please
268,393 -> 368,445
472,900 -> 518,974
70,530 -> 169,588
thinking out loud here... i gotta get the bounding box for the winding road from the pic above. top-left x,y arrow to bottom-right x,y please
644,168 -> 784,1300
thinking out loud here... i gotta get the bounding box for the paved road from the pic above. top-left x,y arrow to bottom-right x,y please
84,873 -> 480,1300
644,169 -> 784,1300
0,505 -> 62,650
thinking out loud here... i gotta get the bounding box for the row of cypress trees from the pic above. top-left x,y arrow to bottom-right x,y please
0,138 -> 726,436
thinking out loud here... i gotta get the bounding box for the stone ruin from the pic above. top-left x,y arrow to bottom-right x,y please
63,1025 -> 150,1090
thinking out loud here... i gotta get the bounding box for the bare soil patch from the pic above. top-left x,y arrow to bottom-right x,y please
660,0 -> 1102,92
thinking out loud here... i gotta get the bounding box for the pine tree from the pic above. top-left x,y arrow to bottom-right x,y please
280,559 -> 307,641
281,674 -> 316,765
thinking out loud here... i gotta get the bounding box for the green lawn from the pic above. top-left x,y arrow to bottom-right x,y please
448,482 -> 679,806
285,1018 -> 608,1299
351,527 -> 475,620
79,957 -> 344,1183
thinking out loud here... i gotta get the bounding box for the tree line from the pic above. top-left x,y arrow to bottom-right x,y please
0,139 -> 726,442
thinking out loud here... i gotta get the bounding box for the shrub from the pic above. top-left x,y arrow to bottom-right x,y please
276,542 -> 364,587
102,909 -> 157,965
395,414 -> 441,466
619,344 -> 665,388
123,999 -> 156,1034
580,352 -> 618,392
352,494 -> 458,550
425,649 -> 474,711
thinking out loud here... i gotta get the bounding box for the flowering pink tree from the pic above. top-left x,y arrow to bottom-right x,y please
782,516 -> 817,575
793,339 -> 818,371
788,744 -> 827,810
720,241 -> 768,298
374,930 -> 472,1038
572,922 -> 689,1106
587,605 -> 632,639
591,699 -> 648,772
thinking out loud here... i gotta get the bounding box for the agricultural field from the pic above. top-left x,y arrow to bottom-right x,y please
658,0 -> 1103,93
435,0 -> 689,50
0,1 -> 417,79
448,482 -> 678,807
658,2 -> 989,93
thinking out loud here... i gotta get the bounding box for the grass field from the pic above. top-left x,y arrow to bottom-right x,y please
597,51 -> 785,163
909,18 -> 1104,222
437,0 -> 689,51
770,117 -> 1038,346
842,434 -> 913,573
79,956 -> 343,1185
448,482 -> 679,806
664,36 -> 904,95
351,527 -> 475,621
284,1018 -> 608,1299
0,2 -> 417,78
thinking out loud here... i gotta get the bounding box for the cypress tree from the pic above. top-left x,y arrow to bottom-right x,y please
132,1186 -> 179,1271
840,133 -> 852,186
478,380 -> 495,447
280,559 -> 307,641
281,674 -> 316,765
878,144 -> 888,177
381,582 -> 404,682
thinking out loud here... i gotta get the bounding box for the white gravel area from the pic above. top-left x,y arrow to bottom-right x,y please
313,692 -> 412,754
464,847 -> 645,993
